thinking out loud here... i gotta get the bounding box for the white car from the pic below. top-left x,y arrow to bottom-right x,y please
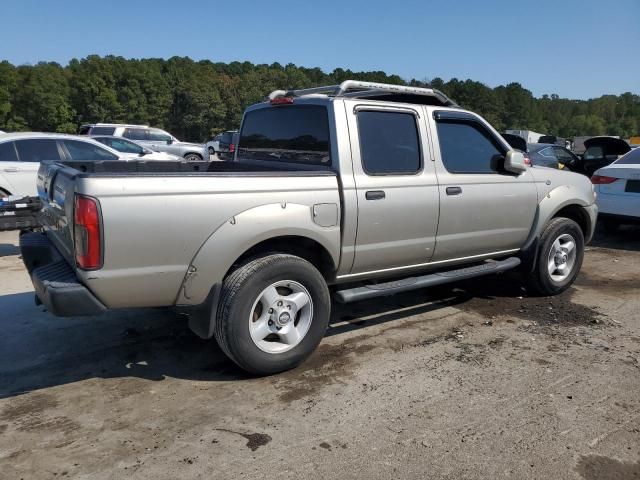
0,132 -> 125,197
90,136 -> 182,161
592,148 -> 640,230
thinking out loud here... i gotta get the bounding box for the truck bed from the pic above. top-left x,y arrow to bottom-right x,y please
37,159 -> 341,309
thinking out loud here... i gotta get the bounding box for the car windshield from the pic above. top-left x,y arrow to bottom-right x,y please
238,106 -> 330,165
614,148 -> 640,165
95,137 -> 144,154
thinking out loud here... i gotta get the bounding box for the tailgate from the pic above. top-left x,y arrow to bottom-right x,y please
37,162 -> 78,265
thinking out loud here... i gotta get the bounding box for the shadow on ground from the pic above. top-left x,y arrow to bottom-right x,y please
0,278 -> 517,399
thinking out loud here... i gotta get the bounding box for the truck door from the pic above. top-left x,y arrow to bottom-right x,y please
346,103 -> 439,276
429,110 -> 537,262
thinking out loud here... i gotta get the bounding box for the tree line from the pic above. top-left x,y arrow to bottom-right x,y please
0,55 -> 638,143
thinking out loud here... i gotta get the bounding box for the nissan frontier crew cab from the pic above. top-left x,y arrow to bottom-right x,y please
22,81 -> 597,375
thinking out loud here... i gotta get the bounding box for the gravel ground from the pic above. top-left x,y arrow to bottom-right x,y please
0,228 -> 638,479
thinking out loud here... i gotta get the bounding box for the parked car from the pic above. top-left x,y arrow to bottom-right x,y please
570,137 -> 631,177
79,124 -> 208,161
206,134 -> 222,156
592,148 -> 640,230
0,133 -> 121,197
527,143 -> 580,169
91,136 -> 181,161
216,130 -> 238,160
23,80 -> 597,375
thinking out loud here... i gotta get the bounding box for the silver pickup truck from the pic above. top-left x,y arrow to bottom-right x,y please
21,81 -> 597,375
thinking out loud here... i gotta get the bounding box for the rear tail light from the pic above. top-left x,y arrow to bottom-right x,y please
591,175 -> 617,185
229,143 -> 235,153
74,195 -> 102,270
523,154 -> 531,166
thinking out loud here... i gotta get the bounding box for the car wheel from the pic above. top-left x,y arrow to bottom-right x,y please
528,217 -> 584,296
184,153 -> 202,161
208,147 -> 215,155
214,254 -> 331,375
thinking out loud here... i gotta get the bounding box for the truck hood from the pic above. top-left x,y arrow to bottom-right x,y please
583,137 -> 630,156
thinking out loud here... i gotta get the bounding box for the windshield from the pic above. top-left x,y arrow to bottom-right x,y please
238,105 -> 331,165
94,137 -> 144,154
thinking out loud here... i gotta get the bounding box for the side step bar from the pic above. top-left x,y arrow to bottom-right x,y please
334,257 -> 521,304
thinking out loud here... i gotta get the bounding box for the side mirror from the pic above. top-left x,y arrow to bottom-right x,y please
504,150 -> 527,174
166,138 -> 174,145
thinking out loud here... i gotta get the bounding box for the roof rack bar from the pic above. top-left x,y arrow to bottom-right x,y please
267,80 -> 457,106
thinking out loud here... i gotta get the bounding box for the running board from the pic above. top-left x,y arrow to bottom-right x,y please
334,257 -> 521,304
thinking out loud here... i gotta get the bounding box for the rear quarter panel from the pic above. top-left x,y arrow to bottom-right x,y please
72,173 -> 340,308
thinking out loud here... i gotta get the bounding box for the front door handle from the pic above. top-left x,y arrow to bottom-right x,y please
446,186 -> 462,196
365,190 -> 385,200
3,167 -> 19,173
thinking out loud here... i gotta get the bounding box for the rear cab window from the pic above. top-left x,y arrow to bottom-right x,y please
238,105 -> 331,166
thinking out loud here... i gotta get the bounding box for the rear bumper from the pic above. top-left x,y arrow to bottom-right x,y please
19,233 -> 106,317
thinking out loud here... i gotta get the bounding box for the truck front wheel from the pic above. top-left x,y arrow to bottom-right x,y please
528,217 -> 584,296
214,254 -> 331,375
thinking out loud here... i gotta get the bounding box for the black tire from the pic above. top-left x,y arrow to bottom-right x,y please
528,217 -> 584,296
184,153 -> 202,161
214,254 -> 331,375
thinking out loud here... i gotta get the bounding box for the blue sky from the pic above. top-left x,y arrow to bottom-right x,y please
1,0 -> 638,99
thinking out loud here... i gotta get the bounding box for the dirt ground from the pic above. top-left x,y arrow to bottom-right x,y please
0,228 -> 638,479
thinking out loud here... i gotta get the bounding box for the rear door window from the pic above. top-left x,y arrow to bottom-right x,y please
238,105 -> 330,165
15,139 -> 62,162
61,140 -> 119,161
123,128 -> 149,141
0,141 -> 18,162
357,110 -> 421,175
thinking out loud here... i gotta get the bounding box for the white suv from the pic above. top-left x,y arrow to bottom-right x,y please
79,124 -> 208,161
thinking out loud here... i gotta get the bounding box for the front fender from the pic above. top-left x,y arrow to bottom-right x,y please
177,202 -> 340,307
525,183 -> 596,249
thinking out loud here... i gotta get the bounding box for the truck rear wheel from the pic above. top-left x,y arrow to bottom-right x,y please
214,254 -> 331,375
528,217 -> 584,296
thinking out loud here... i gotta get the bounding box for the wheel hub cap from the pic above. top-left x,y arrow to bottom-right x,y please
248,280 -> 313,354
547,233 -> 577,282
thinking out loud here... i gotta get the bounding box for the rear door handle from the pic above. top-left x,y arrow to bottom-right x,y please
365,190 -> 385,200
446,186 -> 462,196
3,167 -> 19,173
